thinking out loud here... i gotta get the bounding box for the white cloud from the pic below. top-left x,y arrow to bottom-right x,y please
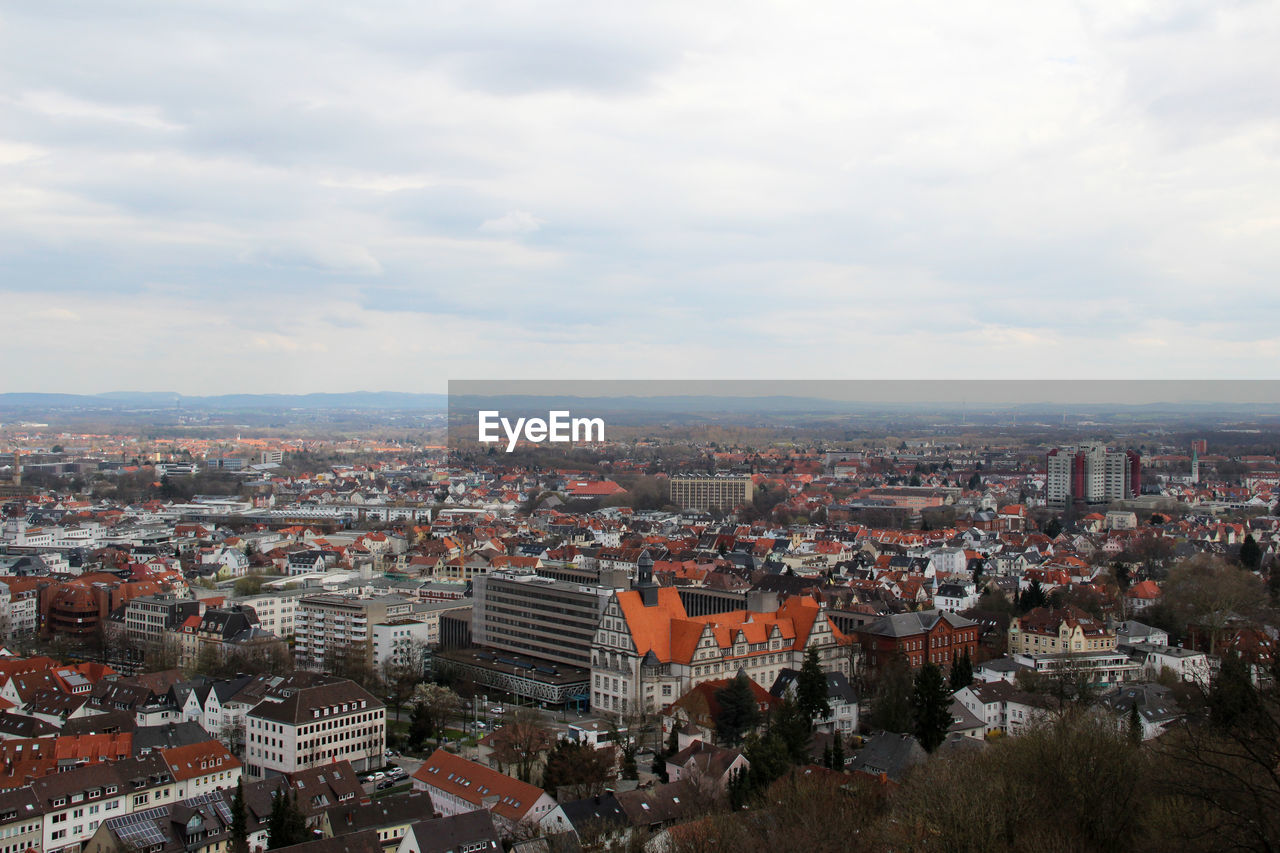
478,210 -> 545,235
0,0 -> 1277,392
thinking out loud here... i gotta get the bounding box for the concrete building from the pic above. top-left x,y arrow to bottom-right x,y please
668,474 -> 754,512
472,570 -> 622,669
243,675 -> 385,779
1045,444 -> 1140,508
292,594 -> 416,670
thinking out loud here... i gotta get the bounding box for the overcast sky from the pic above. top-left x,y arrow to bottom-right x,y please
2,1 -> 1278,394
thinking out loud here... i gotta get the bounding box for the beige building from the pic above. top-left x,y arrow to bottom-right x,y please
293,593 -> 416,670
1008,605 -> 1117,656
668,474 -> 755,511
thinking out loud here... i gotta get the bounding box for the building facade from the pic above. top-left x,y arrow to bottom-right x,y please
1045,444 -> 1141,508
590,554 -> 851,716
667,475 -> 755,512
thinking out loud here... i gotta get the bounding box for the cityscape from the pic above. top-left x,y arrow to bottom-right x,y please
0,393 -> 1279,851
4,0 -> 1278,850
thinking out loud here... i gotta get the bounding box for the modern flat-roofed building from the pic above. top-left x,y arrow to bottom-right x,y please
668,474 -> 754,511
472,570 -> 621,669
292,594 -> 416,670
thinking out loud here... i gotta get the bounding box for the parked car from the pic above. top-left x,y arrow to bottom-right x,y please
387,767 -> 407,779
376,779 -> 396,790
368,771 -> 387,783
490,706 -> 505,715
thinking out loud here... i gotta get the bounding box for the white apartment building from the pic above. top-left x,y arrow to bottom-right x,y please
244,677 -> 385,779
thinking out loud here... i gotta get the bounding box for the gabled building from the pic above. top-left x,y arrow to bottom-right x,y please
855,610 -> 979,671
411,749 -> 570,838
591,553 -> 851,716
1008,606 -> 1116,656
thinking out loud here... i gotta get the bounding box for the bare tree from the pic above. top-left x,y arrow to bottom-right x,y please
488,708 -> 554,784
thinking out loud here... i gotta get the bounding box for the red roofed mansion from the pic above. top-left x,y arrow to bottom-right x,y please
590,552 -> 851,716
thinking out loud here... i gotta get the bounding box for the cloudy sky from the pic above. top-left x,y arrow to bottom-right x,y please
2,1 -> 1278,394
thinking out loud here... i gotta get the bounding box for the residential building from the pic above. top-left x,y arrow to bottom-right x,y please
855,610 -> 980,671
1008,606 -> 1117,656
292,594 -> 415,671
411,749 -> 570,838
1045,444 -> 1140,508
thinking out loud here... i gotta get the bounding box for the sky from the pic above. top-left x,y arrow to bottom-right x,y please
2,1 -> 1278,394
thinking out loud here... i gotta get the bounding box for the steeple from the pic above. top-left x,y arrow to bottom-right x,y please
635,549 -> 658,607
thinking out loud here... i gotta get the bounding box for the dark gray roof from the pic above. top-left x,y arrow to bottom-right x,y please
406,811 -> 503,853
560,793 -> 627,833
133,722 -> 214,754
860,609 -> 977,638
847,732 -> 926,783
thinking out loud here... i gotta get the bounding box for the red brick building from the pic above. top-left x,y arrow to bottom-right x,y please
856,610 -> 979,671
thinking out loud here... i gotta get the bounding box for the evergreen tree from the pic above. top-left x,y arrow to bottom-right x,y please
770,694 -> 811,765
911,662 -> 952,753
796,646 -> 832,729
822,743 -> 834,769
1044,517 -> 1063,538
869,654 -> 915,733
1240,534 -> 1263,571
266,789 -> 284,849
1127,702 -> 1144,746
949,652 -> 973,693
714,671 -> 762,746
267,788 -> 308,849
831,734 -> 845,771
230,778 -> 248,853
1209,650 -> 1262,731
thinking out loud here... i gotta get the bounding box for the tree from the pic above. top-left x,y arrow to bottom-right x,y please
1127,702 -> 1143,747
380,645 -> 426,722
541,739 -> 617,800
831,734 -> 844,771
714,671 -> 761,746
230,778 -> 249,853
796,646 -> 831,729
1240,533 -> 1263,571
489,708 -> 554,784
408,683 -> 461,751
949,651 -> 973,693
911,662 -> 951,753
868,654 -> 914,733
769,694 -> 812,765
1044,517 -> 1063,538
267,788 -> 308,849
1161,554 -> 1267,655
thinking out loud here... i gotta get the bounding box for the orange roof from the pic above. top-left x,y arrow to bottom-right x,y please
1127,580 -> 1162,600
615,589 -> 846,665
162,741 -> 240,781
413,749 -> 547,823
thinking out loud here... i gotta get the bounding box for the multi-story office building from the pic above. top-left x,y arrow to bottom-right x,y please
292,594 -> 415,670
122,595 -> 201,649
1045,444 -> 1140,508
668,474 -> 755,511
472,570 -> 621,669
243,675 -> 384,779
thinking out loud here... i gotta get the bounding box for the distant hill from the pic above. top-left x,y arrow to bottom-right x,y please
0,391 -> 449,411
